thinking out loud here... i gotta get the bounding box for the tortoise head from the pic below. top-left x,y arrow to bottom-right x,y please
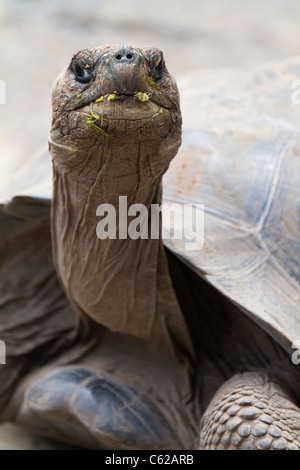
50,45 -> 182,176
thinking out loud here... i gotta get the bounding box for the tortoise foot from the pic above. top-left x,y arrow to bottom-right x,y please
15,366 -> 180,449
199,371 -> 300,450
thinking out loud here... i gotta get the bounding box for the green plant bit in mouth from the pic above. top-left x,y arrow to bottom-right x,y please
95,93 -> 117,103
86,102 -> 108,136
135,92 -> 151,102
86,91 -> 155,135
146,76 -> 160,90
86,94 -> 118,136
107,93 -> 116,101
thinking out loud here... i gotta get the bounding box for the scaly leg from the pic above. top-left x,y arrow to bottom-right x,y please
200,372 -> 300,450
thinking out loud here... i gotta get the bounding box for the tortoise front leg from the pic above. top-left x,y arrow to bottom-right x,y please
199,372 -> 300,450
12,330 -> 199,450
14,366 -> 180,450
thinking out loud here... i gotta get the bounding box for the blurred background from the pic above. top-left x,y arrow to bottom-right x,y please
1,0 -> 300,189
0,0 -> 299,449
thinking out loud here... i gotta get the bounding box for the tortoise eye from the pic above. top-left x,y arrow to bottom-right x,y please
154,59 -> 164,80
72,61 -> 92,84
150,57 -> 165,81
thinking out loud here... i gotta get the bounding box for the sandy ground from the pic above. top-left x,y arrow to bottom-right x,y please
0,0 -> 300,450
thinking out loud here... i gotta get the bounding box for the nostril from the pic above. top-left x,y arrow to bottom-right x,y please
114,50 -> 135,62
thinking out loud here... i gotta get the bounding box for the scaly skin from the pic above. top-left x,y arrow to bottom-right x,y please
200,372 -> 300,450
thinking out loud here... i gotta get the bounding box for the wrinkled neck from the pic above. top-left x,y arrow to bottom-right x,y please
51,139 -> 194,360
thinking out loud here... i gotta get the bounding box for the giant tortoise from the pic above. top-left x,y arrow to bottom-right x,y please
0,45 -> 300,450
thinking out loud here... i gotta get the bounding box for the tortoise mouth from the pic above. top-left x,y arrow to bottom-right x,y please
70,93 -> 173,138
83,94 -> 165,122
64,83 -> 177,115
